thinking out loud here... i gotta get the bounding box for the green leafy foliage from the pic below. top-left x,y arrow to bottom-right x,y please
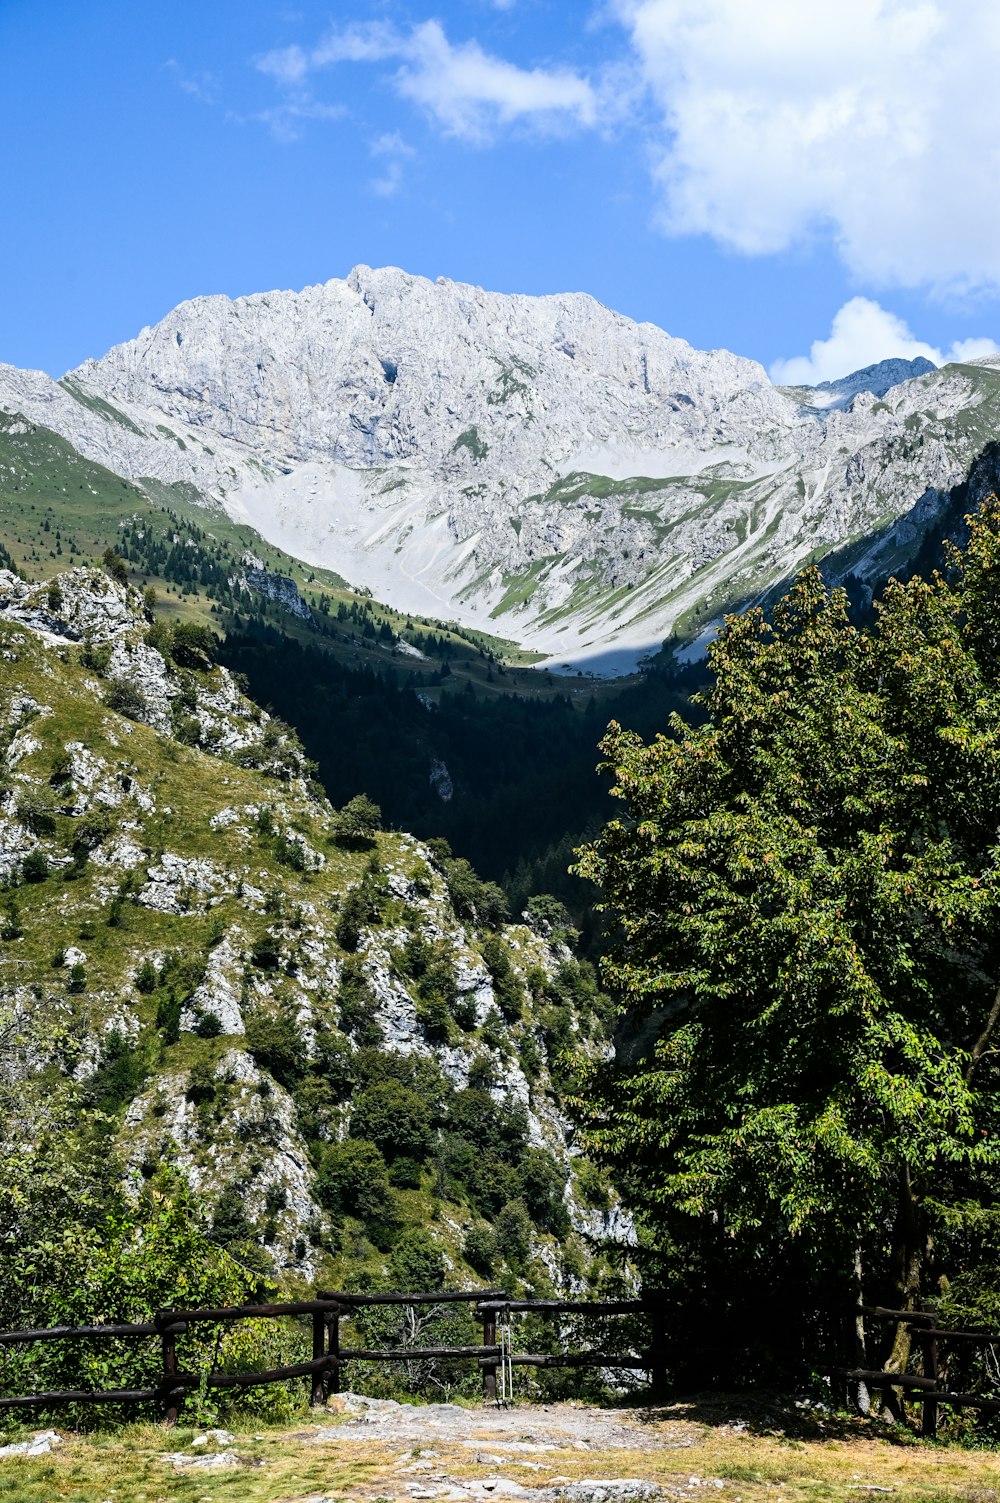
575,498 -> 1000,1374
332,793 -> 382,849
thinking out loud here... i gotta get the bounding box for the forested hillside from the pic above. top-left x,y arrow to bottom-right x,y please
0,564 -> 628,1401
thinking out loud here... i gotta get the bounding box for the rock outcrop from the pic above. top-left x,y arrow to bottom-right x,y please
3,268 -> 987,665
0,567 -> 624,1287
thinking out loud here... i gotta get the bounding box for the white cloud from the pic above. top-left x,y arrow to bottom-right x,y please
256,19 -> 596,143
613,0 -> 1000,295
369,132 -> 416,198
770,297 -> 999,386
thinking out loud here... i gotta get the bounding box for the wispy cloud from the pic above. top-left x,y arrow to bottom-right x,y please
256,19 -> 597,144
164,59 -> 219,106
369,131 -> 416,197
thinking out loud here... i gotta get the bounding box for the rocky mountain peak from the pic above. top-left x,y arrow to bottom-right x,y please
2,271 -> 999,668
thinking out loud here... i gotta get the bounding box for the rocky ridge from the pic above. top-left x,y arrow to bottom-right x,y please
4,267 -> 996,667
0,567 -> 624,1286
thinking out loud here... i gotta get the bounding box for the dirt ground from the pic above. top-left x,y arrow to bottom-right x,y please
3,1391 -> 1000,1503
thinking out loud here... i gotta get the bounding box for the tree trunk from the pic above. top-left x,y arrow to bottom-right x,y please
851,1244 -> 870,1416
881,1165 -> 926,1424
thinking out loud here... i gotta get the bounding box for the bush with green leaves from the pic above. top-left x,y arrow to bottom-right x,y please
442,856 -> 509,930
244,1010 -> 305,1091
350,1080 -> 432,1162
169,620 -> 217,670
334,865 -> 389,951
480,933 -> 523,1022
463,1224 -> 497,1275
336,955 -> 383,1044
315,1138 -> 391,1221
105,677 -> 147,720
15,787 -> 58,836
21,847 -> 49,884
332,793 -> 382,849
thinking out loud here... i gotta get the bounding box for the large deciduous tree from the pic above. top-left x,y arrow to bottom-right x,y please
574,502 -> 1000,1370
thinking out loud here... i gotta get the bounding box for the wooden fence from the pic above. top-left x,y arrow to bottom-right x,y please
0,1287 -> 666,1421
830,1304 -> 1000,1438
7,1290 -> 999,1432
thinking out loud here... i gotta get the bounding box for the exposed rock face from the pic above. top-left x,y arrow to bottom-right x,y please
235,552 -> 312,620
5,268 -> 998,667
804,355 -> 938,408
1,567 -> 625,1284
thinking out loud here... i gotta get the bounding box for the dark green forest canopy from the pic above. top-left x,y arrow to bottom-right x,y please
574,499 -> 1000,1358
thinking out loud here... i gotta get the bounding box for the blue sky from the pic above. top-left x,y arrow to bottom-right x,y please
3,0 -> 998,381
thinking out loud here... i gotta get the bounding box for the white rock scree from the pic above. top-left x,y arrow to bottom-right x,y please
3,268 -> 997,671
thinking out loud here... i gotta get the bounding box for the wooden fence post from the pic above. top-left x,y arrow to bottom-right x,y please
160,1315 -> 179,1425
648,1301 -> 667,1399
482,1308 -> 498,1403
311,1311 -> 326,1407
329,1305 -> 341,1395
921,1326 -> 939,1438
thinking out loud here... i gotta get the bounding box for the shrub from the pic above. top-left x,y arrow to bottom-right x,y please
350,1080 -> 432,1161
335,869 -> 388,951
244,1012 -> 304,1090
250,931 -> 282,971
80,636 -> 112,675
524,893 -> 574,939
313,1028 -> 357,1099
494,1199 -> 533,1270
186,1059 -> 216,1104
463,1224 -> 497,1275
450,1088 -> 528,1160
332,793 -> 382,849
174,715 -> 202,747
145,620 -> 172,655
102,547 -> 129,585
315,1138 -> 390,1221
575,1159 -> 611,1211
88,1029 -> 148,1114
390,1228 -> 444,1291
193,1010 -> 224,1039
274,834 -> 307,872
49,749 -> 73,785
337,956 -> 382,1043
135,958 -> 158,994
170,621 -> 217,670
480,934 -> 523,1022
16,788 -> 58,836
415,990 -> 453,1043
467,1053 -> 497,1090
388,1155 -> 423,1189
444,858 -> 509,930
517,1148 -> 571,1238
21,848 -> 49,884
105,677 -> 147,720
69,807 -> 114,863
66,963 -> 87,994
46,582 -> 63,613
1,900 -> 23,941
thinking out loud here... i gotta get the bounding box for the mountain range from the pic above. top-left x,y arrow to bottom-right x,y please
4,268 -> 999,672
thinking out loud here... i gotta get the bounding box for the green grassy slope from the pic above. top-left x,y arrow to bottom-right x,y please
0,411 -> 556,697
0,569 -> 619,1297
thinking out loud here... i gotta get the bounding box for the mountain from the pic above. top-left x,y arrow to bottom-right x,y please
0,565 -> 623,1289
4,268 -> 997,670
803,355 -> 938,409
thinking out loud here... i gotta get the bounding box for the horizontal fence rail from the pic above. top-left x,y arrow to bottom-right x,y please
828,1306 -> 1000,1436
0,1288 -> 666,1419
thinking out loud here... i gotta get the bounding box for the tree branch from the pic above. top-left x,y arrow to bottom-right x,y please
965,982 -> 1000,1083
